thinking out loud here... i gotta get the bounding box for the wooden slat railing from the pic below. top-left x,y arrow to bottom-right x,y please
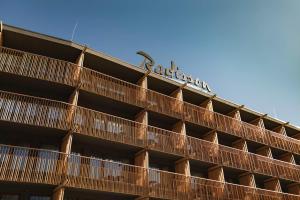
0,46 -> 299,156
0,144 -> 63,185
1,144 -> 300,200
80,68 -> 147,108
73,106 -> 146,148
81,65 -> 300,155
65,154 -> 147,196
0,46 -> 78,87
189,177 -> 300,200
147,126 -> 187,157
0,144 -> 146,196
147,168 -> 300,200
187,135 -> 300,182
150,168 -> 300,200
0,90 -> 300,183
0,90 -> 71,130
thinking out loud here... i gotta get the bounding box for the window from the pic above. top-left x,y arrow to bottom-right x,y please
36,147 -> 58,172
147,131 -> 159,144
148,167 -> 160,184
190,176 -> 198,190
1,99 -> 15,120
11,147 -> 29,170
74,113 -> 84,126
48,107 -> 61,120
90,157 -> 101,179
0,97 -> 4,114
94,118 -> 123,134
67,153 -> 81,176
107,121 -> 123,134
11,101 -> 22,121
96,83 -> 107,92
94,118 -> 105,131
103,160 -> 122,178
0,146 -> 10,164
25,103 -> 37,118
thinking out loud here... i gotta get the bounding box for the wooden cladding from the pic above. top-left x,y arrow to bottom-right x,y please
1,144 -> 300,200
80,69 -> 147,108
0,90 -> 300,184
0,91 -> 71,130
0,144 -> 146,196
0,47 -> 298,157
74,106 -> 146,148
0,47 -> 78,87
0,47 -> 299,156
0,145 -> 63,185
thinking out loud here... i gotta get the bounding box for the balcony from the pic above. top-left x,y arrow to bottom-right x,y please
0,90 -> 299,184
0,144 -> 300,200
0,46 -> 78,87
0,46 -> 299,156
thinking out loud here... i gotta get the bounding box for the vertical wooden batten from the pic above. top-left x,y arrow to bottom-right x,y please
227,105 -> 244,136
171,87 -> 190,175
0,21 -> 3,47
200,96 -> 218,144
171,86 -> 191,193
250,116 -> 274,158
134,73 -> 149,198
273,123 -> 296,164
134,108 -> 148,169
250,117 -> 281,192
52,46 -> 86,200
134,73 -> 149,168
228,107 -> 256,188
62,46 -> 86,153
228,106 -> 247,150
201,97 -> 225,197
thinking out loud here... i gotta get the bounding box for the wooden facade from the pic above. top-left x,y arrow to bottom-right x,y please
0,25 -> 300,199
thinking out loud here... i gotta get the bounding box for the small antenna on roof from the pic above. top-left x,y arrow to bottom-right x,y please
273,107 -> 278,119
71,22 -> 78,41
0,21 -> 3,46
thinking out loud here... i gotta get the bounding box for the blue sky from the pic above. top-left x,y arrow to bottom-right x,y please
1,0 -> 299,126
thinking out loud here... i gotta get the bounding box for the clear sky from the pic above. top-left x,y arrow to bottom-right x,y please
1,0 -> 299,126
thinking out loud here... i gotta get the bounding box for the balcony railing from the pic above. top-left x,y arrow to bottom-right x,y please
0,90 -> 71,130
0,144 -> 300,200
0,46 -> 79,87
0,46 -> 299,156
0,144 -> 146,196
0,90 -> 299,183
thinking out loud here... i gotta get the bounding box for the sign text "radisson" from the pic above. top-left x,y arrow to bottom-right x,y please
137,51 -> 211,93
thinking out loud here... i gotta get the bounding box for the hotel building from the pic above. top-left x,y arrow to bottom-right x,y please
0,22 -> 300,200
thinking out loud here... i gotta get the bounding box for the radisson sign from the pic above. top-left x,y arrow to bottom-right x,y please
137,51 -> 212,93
